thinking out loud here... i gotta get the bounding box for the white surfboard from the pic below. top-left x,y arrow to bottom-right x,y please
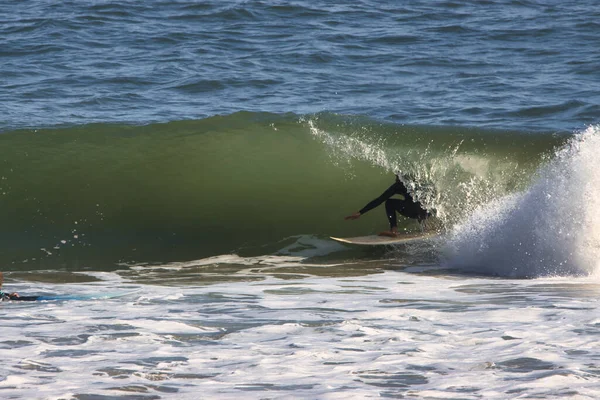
330,231 -> 440,246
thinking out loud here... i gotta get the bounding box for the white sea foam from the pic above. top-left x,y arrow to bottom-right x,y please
445,125 -> 600,277
1,269 -> 599,399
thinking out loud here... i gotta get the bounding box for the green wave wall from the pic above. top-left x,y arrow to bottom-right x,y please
0,112 -> 565,269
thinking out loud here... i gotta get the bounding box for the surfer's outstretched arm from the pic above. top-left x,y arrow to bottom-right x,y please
345,181 -> 399,220
356,183 -> 398,216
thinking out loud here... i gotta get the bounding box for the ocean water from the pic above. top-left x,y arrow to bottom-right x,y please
1,1 -> 600,398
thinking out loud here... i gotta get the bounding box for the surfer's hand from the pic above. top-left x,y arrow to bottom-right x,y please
345,213 -> 361,220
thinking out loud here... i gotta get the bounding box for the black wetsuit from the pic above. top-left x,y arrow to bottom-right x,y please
359,176 -> 429,229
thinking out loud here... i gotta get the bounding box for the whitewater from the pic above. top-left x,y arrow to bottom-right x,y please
446,125 -> 600,278
2,263 -> 600,399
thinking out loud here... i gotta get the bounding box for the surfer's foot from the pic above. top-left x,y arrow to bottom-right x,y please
378,231 -> 397,238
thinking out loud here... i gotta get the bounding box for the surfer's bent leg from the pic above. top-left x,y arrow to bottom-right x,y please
390,199 -> 430,221
385,199 -> 403,229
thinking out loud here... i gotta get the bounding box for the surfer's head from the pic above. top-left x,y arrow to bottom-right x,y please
395,170 -> 402,183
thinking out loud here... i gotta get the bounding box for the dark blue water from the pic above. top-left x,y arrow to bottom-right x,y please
2,0 -> 599,132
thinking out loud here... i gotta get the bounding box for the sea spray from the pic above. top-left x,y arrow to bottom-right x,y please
445,125 -> 600,277
303,116 -> 552,226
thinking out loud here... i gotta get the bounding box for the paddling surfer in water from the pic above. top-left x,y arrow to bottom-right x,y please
0,272 -> 40,301
345,172 -> 431,237
0,272 -> 20,301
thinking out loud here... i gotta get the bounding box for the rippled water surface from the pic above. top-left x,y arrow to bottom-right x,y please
1,0 -> 598,131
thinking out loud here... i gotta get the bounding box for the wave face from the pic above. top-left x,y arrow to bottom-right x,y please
446,125 -> 600,277
0,112 -> 564,269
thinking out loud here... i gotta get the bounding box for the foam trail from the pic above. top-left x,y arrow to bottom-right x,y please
445,125 -> 600,278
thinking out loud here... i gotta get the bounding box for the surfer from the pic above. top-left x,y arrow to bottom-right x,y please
345,173 -> 431,237
0,272 -> 20,301
0,290 -> 22,301
0,272 -> 39,301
